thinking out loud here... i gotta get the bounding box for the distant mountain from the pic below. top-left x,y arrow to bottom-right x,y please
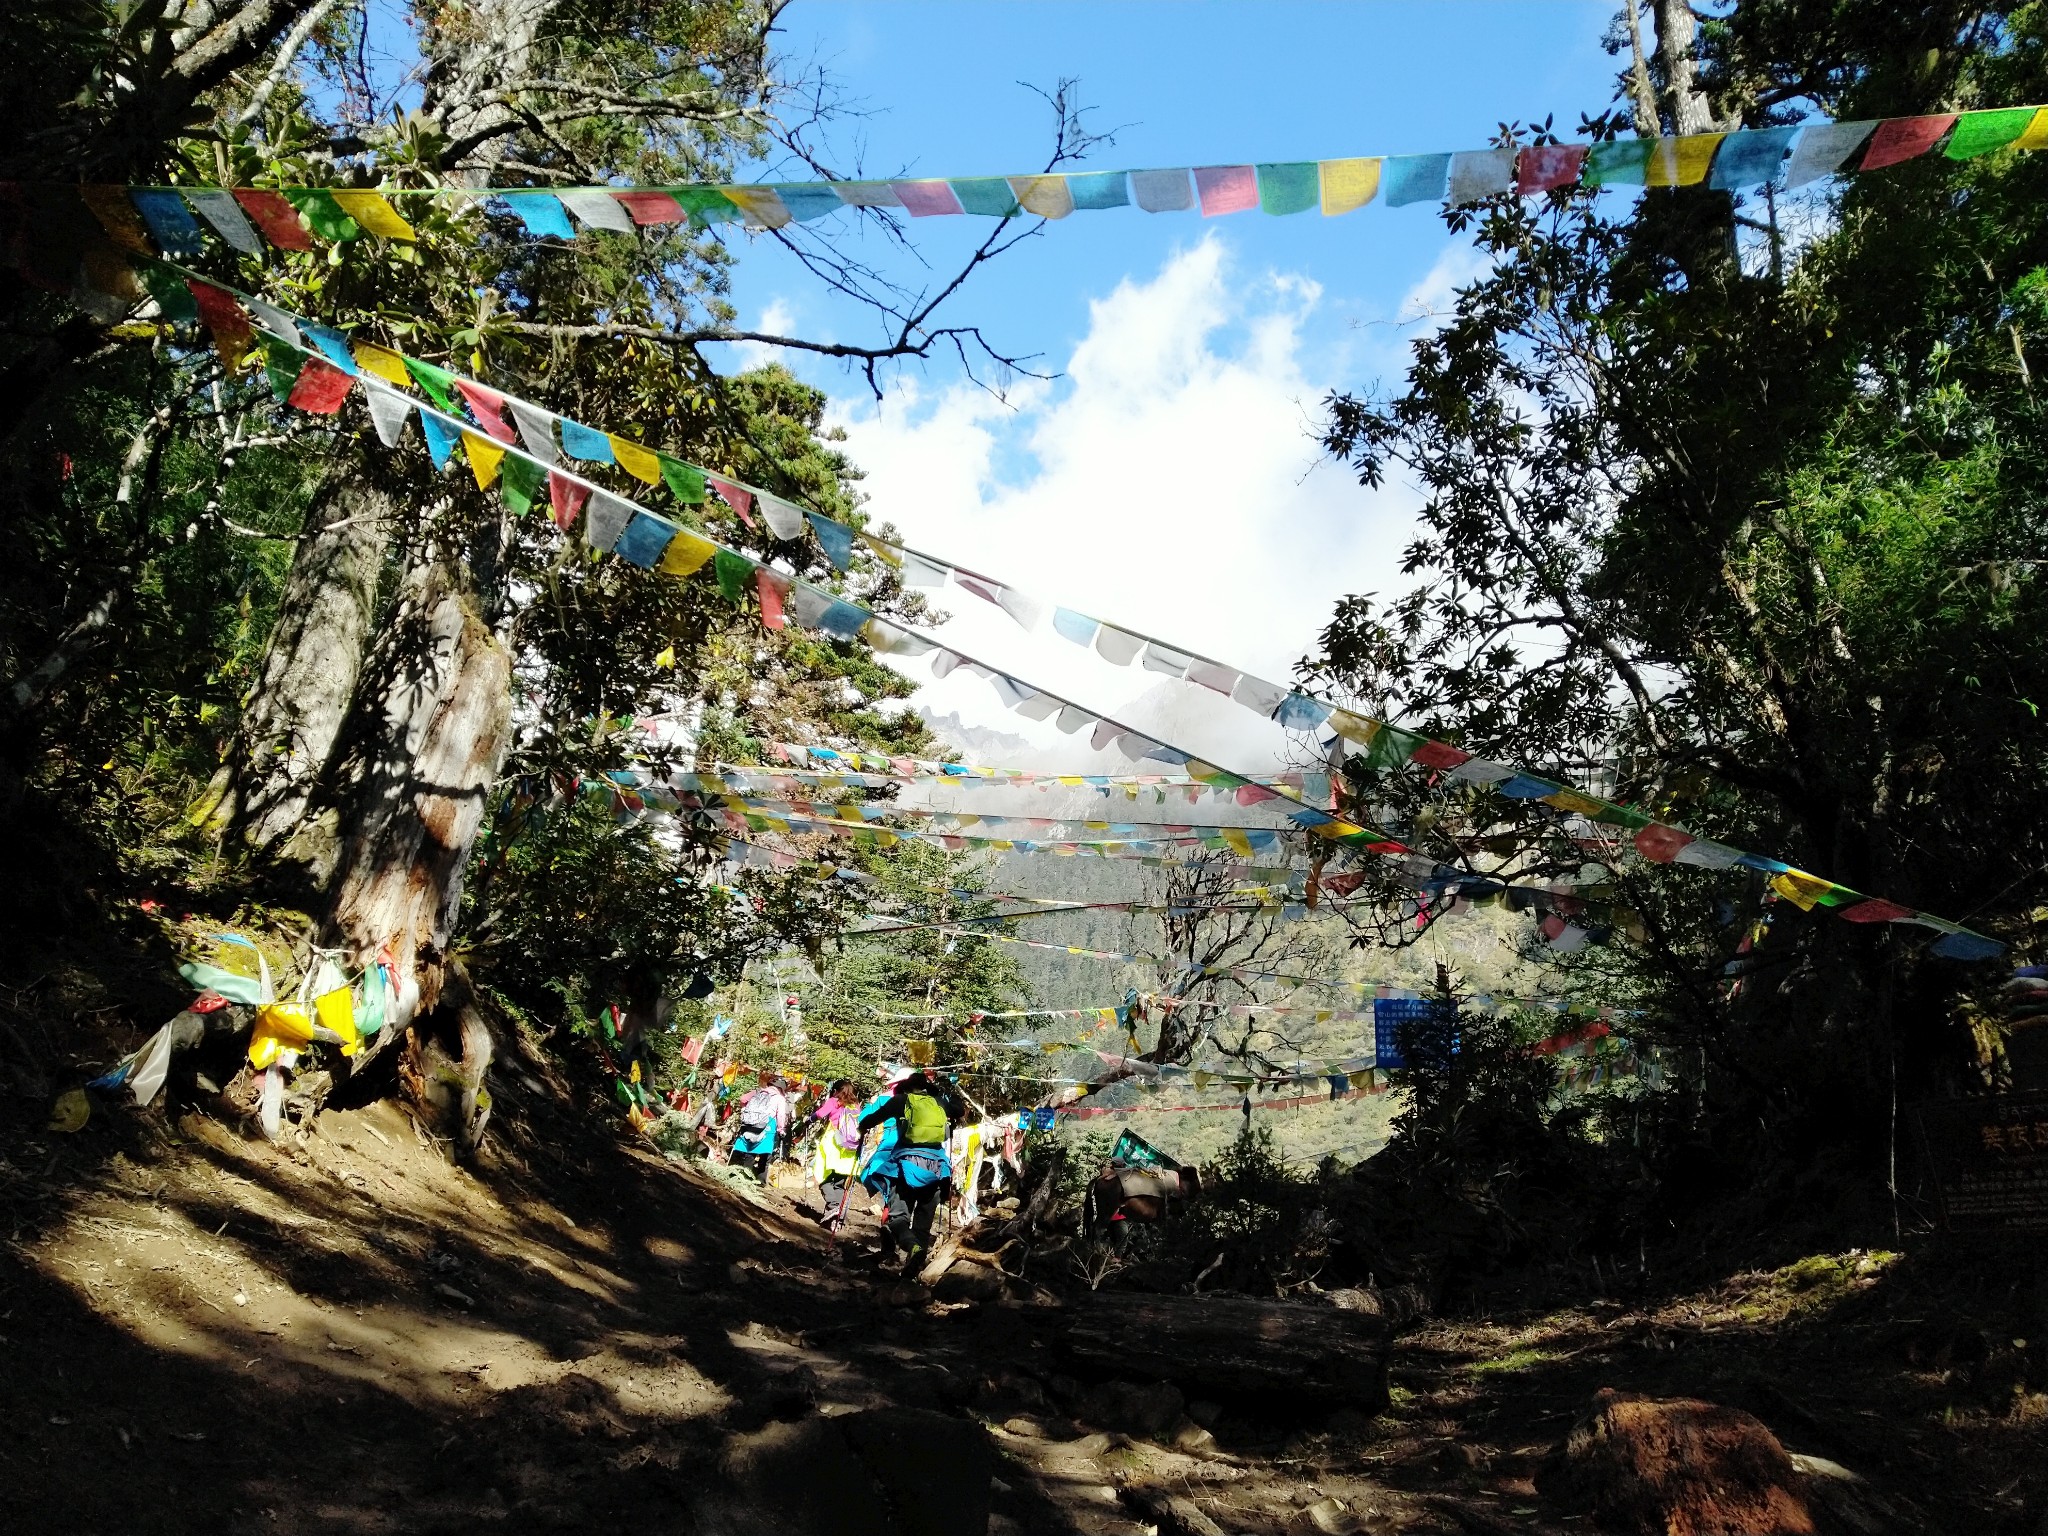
915,708 -> 1037,762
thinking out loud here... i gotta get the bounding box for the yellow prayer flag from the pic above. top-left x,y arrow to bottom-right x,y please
354,343 -> 411,386
1647,133 -> 1726,187
1543,787 -> 1606,816
1319,158 -> 1382,215
462,430 -> 504,489
329,190 -> 416,240
1329,710 -> 1380,745
860,532 -> 903,566
1223,827 -> 1253,857
2016,107 -> 2048,150
1311,818 -> 1369,840
721,186 -> 792,228
610,434 -> 662,485
1770,868 -> 1836,911
660,531 -> 718,575
313,985 -> 360,1055
1009,175 -> 1074,218
1058,775 -> 1085,786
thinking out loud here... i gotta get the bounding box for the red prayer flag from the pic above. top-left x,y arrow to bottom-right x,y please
1860,114 -> 1958,170
757,569 -> 787,630
1839,897 -> 1913,923
1408,739 -> 1471,771
1194,165 -> 1259,217
1516,144 -> 1588,195
286,356 -> 354,414
1234,784 -> 1280,805
1633,823 -> 1694,863
548,470 -> 590,531
232,189 -> 313,251
613,191 -> 686,225
185,280 -> 252,364
710,476 -> 755,527
454,379 -> 516,443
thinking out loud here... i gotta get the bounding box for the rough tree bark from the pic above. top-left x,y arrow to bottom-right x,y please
202,462 -> 395,870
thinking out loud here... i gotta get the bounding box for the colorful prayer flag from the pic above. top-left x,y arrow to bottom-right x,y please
1516,144 -> 1587,194
502,453 -> 545,514
721,186 -> 792,228
508,401 -> 559,463
609,433 -> 662,485
1319,158 -> 1381,214
353,343 -> 412,387
185,281 -> 252,365
548,470 -> 590,530
613,511 -> 676,567
461,430 -> 504,488
1010,175 -> 1074,218
894,180 -> 964,217
363,382 -> 412,447
613,190 -> 687,225
1129,168 -> 1194,212
402,356 -> 459,412
1194,165 -> 1259,217
714,548 -> 752,600
660,531 -> 718,575
1646,134 -> 1725,187
498,192 -> 574,238
80,186 -> 153,253
1068,171 -> 1131,210
585,489 -> 634,550
283,188 -> 359,241
1583,139 -> 1652,187
657,454 -> 707,503
184,190 -> 261,253
288,357 -> 354,414
456,380 -> 515,442
128,190 -> 205,255
808,512 -> 855,570
1783,121 -> 1875,186
1944,107 -> 2038,158
559,417 -> 616,463
951,178 -> 1020,216
757,569 -> 788,629
1708,126 -> 1798,189
558,190 -> 635,231
329,190 -> 415,239
1382,153 -> 1451,206
1255,162 -> 1319,215
420,410 -> 460,469
1860,114 -> 1957,170
1447,148 -> 1517,203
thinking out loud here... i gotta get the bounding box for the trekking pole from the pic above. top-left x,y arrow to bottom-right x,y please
830,1128 -> 867,1237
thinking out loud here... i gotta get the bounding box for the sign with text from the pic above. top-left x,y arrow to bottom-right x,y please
1919,1092 -> 2048,1232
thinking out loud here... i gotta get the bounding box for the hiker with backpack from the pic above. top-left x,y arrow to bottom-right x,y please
809,1078 -> 865,1231
729,1070 -> 790,1182
857,1069 -> 966,1272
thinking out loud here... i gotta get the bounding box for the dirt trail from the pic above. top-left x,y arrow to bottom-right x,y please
4,1084 -> 2039,1534
0,1094 -> 1454,1535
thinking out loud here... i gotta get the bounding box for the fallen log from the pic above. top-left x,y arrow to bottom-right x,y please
1064,1292 -> 1390,1411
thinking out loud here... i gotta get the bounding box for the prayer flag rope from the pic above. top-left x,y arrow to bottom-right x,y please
162,272 -> 2003,959
49,106 -> 2048,261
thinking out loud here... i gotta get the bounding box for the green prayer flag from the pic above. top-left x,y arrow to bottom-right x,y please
502,453 -> 545,514
659,453 -> 708,502
1584,139 -> 1653,186
714,548 -> 752,601
1945,107 -> 2037,158
1365,724 -> 1422,773
402,356 -> 459,412
283,188 -> 361,242
672,187 -> 739,225
140,262 -> 200,323
1256,162 -> 1320,215
262,338 -> 303,403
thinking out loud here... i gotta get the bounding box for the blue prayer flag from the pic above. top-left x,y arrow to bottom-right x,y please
950,178 -> 1021,216
559,417 -> 616,463
1708,126 -> 1799,190
302,322 -> 359,376
1052,608 -> 1100,645
614,512 -> 678,568
420,411 -> 460,470
130,190 -> 206,255
1383,154 -> 1451,207
498,193 -> 574,239
807,511 -> 855,570
1068,172 -> 1131,210
774,184 -> 849,222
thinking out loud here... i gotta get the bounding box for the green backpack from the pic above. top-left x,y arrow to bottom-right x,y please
903,1091 -> 949,1146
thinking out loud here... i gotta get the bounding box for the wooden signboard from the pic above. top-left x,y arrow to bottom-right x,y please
1918,1091 -> 2048,1232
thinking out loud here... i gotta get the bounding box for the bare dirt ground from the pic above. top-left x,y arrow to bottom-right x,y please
3,1072 -> 2044,1535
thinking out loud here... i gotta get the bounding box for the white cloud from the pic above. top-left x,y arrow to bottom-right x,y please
831,236 -> 1422,775
728,296 -> 800,372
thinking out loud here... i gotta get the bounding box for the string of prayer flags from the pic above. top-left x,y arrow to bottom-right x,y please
166,271 -> 2004,960
70,105 -> 2048,262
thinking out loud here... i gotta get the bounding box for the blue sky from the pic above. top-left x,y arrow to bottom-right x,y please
697,3 -> 1632,771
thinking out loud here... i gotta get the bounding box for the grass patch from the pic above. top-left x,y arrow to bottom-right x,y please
1464,1347 -> 1556,1375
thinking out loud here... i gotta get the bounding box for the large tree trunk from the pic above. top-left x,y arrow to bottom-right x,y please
200,465 -> 395,873
321,544 -> 512,1018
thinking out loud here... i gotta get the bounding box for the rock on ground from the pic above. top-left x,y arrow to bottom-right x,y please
1537,1388 -> 1817,1536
